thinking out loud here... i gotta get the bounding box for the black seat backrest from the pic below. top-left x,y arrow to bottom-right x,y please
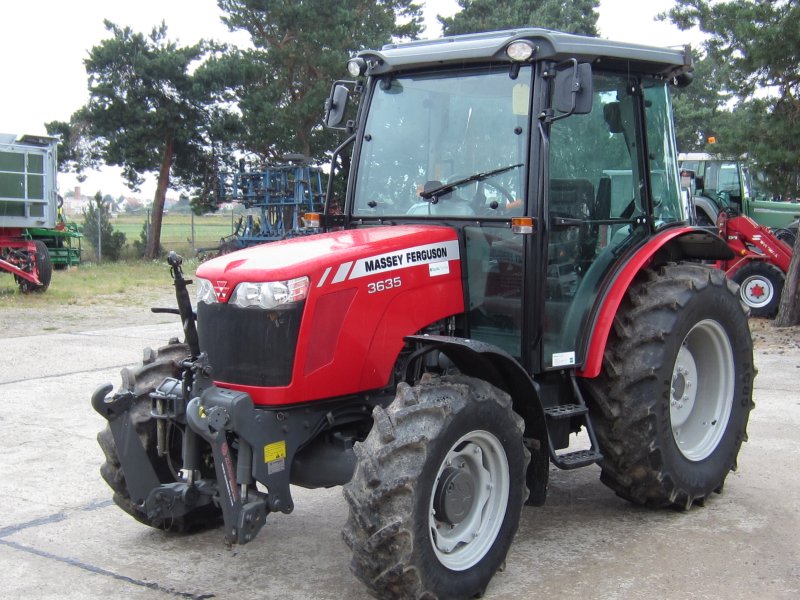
549,178 -> 595,219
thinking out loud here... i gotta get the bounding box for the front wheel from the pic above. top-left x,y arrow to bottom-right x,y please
97,341 -> 222,531
17,240 -> 52,293
343,374 -> 528,600
585,264 -> 755,509
731,261 -> 785,318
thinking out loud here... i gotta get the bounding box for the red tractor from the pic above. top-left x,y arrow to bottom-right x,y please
715,210 -> 792,317
93,29 -> 754,599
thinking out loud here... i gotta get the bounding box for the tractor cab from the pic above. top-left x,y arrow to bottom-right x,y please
324,29 -> 692,372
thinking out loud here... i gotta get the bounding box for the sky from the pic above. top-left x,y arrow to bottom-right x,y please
0,0 -> 702,200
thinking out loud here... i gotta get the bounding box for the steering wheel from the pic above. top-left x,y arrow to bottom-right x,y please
471,180 -> 517,215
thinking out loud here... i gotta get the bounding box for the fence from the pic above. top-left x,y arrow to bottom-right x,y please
82,211 -> 239,260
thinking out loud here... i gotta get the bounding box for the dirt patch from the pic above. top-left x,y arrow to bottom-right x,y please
749,317 -> 800,354
0,288 -> 178,339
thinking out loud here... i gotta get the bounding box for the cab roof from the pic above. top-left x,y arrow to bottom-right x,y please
357,28 -> 691,79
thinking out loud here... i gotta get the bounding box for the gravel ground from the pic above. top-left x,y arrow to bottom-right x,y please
1,279 -> 798,599
0,288 -> 177,339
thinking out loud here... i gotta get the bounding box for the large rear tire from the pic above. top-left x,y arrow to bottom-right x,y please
342,374 -> 528,600
585,264 -> 755,509
97,341 -> 222,531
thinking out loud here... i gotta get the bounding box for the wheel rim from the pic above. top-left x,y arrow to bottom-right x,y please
740,273 -> 774,308
670,319 -> 735,461
429,430 -> 510,571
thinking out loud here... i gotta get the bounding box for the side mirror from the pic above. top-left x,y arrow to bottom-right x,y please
553,60 -> 593,116
682,188 -> 696,225
324,84 -> 350,129
695,175 -> 705,191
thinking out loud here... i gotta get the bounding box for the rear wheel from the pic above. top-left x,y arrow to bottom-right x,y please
343,374 -> 528,600
585,264 -> 755,509
731,261 -> 785,318
773,227 -> 796,248
97,341 -> 222,531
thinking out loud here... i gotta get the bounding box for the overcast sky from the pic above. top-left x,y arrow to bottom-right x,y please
0,0 -> 700,199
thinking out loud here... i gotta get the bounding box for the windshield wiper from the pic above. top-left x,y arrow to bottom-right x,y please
419,163 -> 523,201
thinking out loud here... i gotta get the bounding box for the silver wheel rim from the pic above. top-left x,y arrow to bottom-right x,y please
670,319 -> 735,461
429,430 -> 509,571
740,273 -> 774,308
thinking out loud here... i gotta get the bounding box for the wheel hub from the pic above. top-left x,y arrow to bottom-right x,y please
428,432 -> 510,571
742,275 -> 773,307
434,467 -> 476,525
670,345 -> 698,427
670,320 -> 735,461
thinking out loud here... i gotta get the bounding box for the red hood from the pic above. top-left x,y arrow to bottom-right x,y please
196,225 -> 459,297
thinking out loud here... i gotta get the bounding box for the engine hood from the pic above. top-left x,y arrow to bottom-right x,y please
195,225 -> 460,299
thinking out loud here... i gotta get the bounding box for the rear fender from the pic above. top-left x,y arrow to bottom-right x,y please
579,227 -> 732,379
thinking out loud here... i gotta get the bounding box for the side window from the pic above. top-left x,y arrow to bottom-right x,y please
643,80 -> 685,224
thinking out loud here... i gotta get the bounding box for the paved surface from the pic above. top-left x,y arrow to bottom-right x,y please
0,314 -> 798,599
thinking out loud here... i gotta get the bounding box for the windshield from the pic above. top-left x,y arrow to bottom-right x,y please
352,67 -> 531,218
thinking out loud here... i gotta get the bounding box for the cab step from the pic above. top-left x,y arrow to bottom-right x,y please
544,403 -> 588,419
550,448 -> 603,469
544,374 -> 603,470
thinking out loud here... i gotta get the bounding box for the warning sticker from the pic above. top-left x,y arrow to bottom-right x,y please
268,457 -> 285,475
264,440 -> 287,464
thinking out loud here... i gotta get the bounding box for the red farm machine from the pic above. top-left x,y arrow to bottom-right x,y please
0,133 -> 60,292
93,30 -> 755,599
679,156 -> 796,317
715,211 -> 792,317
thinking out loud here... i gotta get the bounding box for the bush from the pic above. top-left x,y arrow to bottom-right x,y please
81,192 -> 127,262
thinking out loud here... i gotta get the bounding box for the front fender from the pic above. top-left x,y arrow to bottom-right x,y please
404,334 -> 547,441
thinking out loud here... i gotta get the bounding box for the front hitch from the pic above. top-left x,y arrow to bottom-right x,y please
91,383 -> 161,504
92,381 -> 215,522
186,396 -> 268,545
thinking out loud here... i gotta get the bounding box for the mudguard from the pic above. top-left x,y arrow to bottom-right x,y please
579,227 -> 733,379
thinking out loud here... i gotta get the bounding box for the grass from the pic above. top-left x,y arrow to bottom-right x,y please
110,212 -> 236,251
0,259 -> 183,307
1,213 -> 234,308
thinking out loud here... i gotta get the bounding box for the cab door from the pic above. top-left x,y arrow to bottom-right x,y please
541,72 -> 647,369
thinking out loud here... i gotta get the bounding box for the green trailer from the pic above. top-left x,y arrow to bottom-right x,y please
0,133 -> 65,291
24,223 -> 81,269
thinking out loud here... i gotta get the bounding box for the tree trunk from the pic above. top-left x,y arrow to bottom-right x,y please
775,231 -> 800,326
145,136 -> 175,259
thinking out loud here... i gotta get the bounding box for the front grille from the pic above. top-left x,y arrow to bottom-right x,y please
197,302 -> 304,387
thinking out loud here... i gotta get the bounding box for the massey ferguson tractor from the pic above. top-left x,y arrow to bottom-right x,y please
93,29 -> 755,599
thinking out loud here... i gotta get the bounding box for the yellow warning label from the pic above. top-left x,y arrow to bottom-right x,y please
264,441 -> 287,463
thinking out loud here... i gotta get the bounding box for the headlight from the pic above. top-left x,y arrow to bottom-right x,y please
347,57 -> 366,77
229,276 -> 309,310
506,40 -> 535,62
196,277 -> 218,304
